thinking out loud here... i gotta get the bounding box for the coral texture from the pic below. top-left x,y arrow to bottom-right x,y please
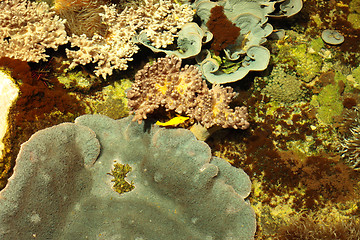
0,0 -> 68,62
0,115 -> 256,239
127,56 -> 250,129
262,67 -> 304,103
193,0 -> 303,84
340,107 -> 360,170
66,0 -> 194,78
54,0 -> 108,38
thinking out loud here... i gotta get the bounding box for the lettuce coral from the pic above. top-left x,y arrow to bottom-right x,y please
192,0 -> 303,84
0,115 -> 256,239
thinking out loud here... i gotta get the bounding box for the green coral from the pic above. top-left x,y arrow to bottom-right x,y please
310,83 -> 343,125
210,51 -> 242,74
262,67 -> 305,103
108,163 -> 135,194
350,65 -> 360,88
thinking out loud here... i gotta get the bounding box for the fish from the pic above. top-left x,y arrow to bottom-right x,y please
156,115 -> 190,127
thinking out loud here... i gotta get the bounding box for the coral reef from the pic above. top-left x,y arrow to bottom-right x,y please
127,55 -> 249,129
66,0 -> 194,78
54,0 -> 108,38
348,0 -> 360,29
0,57 -> 85,190
272,32 -> 325,83
192,0 -> 303,84
0,115 -> 256,239
276,215 -> 360,240
57,70 -> 101,91
261,67 -> 305,103
0,0 -> 68,62
1,0 -> 360,239
84,78 -> 132,119
206,5 -> 240,55
310,82 -> 343,125
137,22 -> 209,59
339,107 -> 360,170
108,163 -> 135,194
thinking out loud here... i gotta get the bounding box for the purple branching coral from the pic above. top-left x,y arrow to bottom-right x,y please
127,56 -> 250,129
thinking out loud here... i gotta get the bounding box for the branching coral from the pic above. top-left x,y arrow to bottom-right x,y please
66,0 -> 194,78
0,0 -> 68,62
127,55 -> 250,129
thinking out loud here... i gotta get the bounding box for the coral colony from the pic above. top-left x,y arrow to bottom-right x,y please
0,115 -> 256,239
3,0 -> 360,239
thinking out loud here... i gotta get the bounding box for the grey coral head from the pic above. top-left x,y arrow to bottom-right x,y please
321,30 -> 344,45
0,115 -> 256,239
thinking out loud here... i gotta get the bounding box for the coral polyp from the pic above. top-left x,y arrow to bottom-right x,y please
54,0 -> 108,38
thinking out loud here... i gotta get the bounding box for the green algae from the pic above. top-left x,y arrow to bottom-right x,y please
310,83 -> 343,125
108,163 -> 135,194
57,70 -> 101,91
310,37 -> 324,53
348,0 -> 360,29
273,32 -> 324,83
86,79 -> 132,119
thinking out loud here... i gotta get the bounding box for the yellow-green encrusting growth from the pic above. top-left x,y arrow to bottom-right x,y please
348,0 -> 360,29
310,83 -> 343,125
108,163 -> 135,194
273,32 -> 324,83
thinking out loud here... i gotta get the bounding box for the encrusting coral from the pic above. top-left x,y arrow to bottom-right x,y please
66,0 -> 194,79
127,55 -> 250,129
0,0 -> 68,62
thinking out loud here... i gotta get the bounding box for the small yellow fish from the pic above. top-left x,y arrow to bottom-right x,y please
156,116 -> 189,127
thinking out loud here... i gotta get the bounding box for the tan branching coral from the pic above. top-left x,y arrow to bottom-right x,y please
0,0 -> 68,62
127,56 -> 250,129
66,0 -> 194,79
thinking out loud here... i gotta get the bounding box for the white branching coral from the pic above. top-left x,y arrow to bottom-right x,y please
137,0 -> 194,48
0,0 -> 68,62
66,0 -> 194,79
